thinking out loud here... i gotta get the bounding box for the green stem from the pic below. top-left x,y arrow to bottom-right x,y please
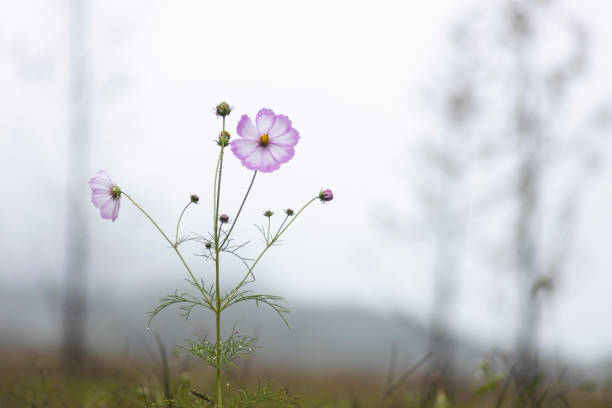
216,162 -> 225,243
122,192 -> 204,297
213,117 -> 226,408
275,197 -> 318,239
212,156 -> 222,242
175,201 -> 193,246
219,171 -> 257,249
272,214 -> 290,241
216,292 -> 222,406
222,196 -> 319,310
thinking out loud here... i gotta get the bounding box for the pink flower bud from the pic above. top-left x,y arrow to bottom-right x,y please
319,189 -> 333,202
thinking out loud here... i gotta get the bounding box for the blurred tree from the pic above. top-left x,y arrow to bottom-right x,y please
408,0 -> 610,399
494,0 -> 601,388
453,0 -> 609,393
416,22 -> 479,387
62,0 -> 91,369
383,10 -> 485,396
381,16 -> 483,398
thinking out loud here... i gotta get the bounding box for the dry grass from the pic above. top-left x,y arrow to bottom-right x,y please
1,347 -> 611,408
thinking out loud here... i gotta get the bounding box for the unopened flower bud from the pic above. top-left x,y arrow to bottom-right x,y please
263,210 -> 274,217
205,241 -> 212,249
219,214 -> 229,223
217,130 -> 231,147
285,209 -> 294,216
190,194 -> 199,203
216,102 -> 232,117
319,189 -> 333,202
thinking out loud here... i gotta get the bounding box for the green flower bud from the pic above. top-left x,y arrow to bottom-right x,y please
190,194 -> 199,204
285,209 -> 294,216
217,130 -> 231,147
263,210 -> 274,218
216,102 -> 232,117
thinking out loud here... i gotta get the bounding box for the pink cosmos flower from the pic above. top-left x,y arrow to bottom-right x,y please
88,170 -> 121,221
231,108 -> 300,173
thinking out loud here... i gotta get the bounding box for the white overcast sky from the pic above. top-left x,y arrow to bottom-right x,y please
1,0 -> 611,365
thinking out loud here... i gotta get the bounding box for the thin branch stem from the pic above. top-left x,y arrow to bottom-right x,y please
122,192 -> 205,299
212,154 -> 222,246
175,201 -> 193,245
223,196 -> 319,309
275,197 -> 318,239
272,214 -> 290,241
220,171 -> 257,249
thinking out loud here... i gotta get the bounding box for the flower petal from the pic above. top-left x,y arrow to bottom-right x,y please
268,114 -> 292,138
92,188 -> 111,208
110,199 -> 120,221
257,148 -> 282,173
269,128 -> 299,146
266,143 -> 295,164
240,145 -> 281,173
100,197 -> 119,220
236,115 -> 260,140
256,108 -> 276,134
88,170 -> 113,191
239,145 -> 265,171
231,138 -> 259,160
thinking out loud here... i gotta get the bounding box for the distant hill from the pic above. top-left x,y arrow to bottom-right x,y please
2,285 -> 486,375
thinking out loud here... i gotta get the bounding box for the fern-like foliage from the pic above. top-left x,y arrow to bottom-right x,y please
222,289 -> 289,327
178,331 -> 257,369
147,290 -> 208,327
228,382 -> 300,408
148,280 -> 218,327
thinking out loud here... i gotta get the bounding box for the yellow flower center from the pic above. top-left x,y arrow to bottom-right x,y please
259,133 -> 269,146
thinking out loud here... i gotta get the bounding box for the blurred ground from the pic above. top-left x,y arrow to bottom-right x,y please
2,348 -> 612,408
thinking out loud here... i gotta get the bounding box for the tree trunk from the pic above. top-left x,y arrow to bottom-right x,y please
62,0 -> 91,371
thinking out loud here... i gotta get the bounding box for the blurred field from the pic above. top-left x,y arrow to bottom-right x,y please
2,348 -> 612,408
